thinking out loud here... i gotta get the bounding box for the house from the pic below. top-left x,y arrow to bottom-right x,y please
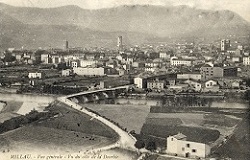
71,60 -> 80,68
73,67 -> 105,76
147,79 -> 165,90
184,79 -> 202,91
203,79 -> 219,92
62,69 -> 73,77
177,73 -> 201,81
170,56 -> 192,66
28,72 -> 43,79
204,80 -> 217,88
166,133 -> 211,158
243,56 -> 250,66
200,64 -> 238,80
159,52 -> 170,60
134,77 -> 147,89
134,73 -> 177,89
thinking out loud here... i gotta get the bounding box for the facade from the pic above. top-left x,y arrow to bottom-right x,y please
134,77 -> 147,88
62,69 -> 73,77
28,72 -> 43,79
80,60 -> 97,67
184,79 -> 202,91
170,57 -> 192,66
201,65 -> 237,80
243,56 -> 250,66
73,67 -> 105,76
177,73 -> 201,81
204,80 -> 217,88
71,60 -> 80,68
166,133 -> 211,158
147,80 -> 165,90
159,52 -> 170,59
221,39 -> 230,52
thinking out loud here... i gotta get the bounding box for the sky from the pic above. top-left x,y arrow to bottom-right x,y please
0,0 -> 250,22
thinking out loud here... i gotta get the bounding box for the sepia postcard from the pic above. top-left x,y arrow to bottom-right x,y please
0,0 -> 249,160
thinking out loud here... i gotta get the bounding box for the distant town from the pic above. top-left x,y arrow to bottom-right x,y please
0,35 -> 250,160
0,36 -> 250,95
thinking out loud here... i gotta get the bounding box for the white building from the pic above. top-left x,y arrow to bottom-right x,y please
28,72 -> 43,79
204,80 -> 217,88
184,79 -> 202,91
71,61 -> 79,68
170,57 -> 192,66
62,69 -> 72,77
159,52 -> 170,59
243,56 -> 250,66
134,77 -> 146,89
166,133 -> 211,158
177,73 -> 201,81
73,67 -> 105,76
80,60 -> 97,67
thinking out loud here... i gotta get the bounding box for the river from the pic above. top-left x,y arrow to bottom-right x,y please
0,93 -> 55,115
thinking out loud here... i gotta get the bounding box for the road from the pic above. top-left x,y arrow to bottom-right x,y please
57,88 -> 137,152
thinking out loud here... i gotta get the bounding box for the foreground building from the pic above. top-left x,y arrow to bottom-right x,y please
166,133 -> 211,158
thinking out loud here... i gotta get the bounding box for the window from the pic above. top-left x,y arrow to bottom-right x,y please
182,147 -> 185,151
171,138 -> 174,141
186,144 -> 190,148
192,149 -> 196,153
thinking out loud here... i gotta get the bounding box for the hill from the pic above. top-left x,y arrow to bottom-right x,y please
0,3 -> 250,49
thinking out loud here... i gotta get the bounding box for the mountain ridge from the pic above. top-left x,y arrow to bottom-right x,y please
0,3 -> 249,49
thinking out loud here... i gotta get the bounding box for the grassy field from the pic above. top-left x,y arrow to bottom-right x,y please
80,103 -> 151,133
35,102 -> 119,139
0,125 -> 112,154
0,101 -> 120,154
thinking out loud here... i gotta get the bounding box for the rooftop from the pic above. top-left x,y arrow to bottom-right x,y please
173,133 -> 187,140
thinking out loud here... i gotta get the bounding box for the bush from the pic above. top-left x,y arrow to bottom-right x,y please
134,140 -> 145,149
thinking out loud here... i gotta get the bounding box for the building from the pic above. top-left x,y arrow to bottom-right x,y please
147,79 -> 165,90
71,60 -> 80,68
117,36 -> 123,50
200,64 -> 237,80
73,67 -> 105,76
184,79 -> 202,91
134,73 -> 177,89
65,40 -> 69,50
166,133 -> 211,158
203,80 -> 220,92
159,52 -> 170,60
80,60 -> 97,67
28,72 -> 43,79
170,57 -> 192,66
62,69 -> 73,77
221,39 -> 230,52
177,73 -> 201,81
134,77 -> 147,89
243,56 -> 250,66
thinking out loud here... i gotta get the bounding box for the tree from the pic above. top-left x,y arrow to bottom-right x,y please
146,141 -> 156,151
3,51 -> 15,62
134,140 -> 145,149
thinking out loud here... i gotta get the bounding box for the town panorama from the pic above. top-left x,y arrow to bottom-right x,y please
0,1 -> 249,160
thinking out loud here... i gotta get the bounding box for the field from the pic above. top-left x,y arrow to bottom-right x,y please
80,103 -> 151,133
147,113 -> 241,127
0,101 -> 119,155
0,126 -> 112,154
